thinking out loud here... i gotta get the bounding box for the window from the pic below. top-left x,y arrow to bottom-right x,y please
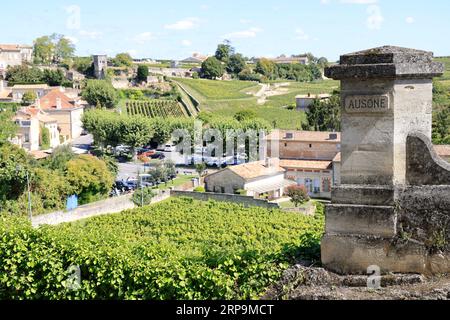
24,133 -> 30,143
284,143 -> 288,147
322,178 -> 331,193
221,187 -> 225,194
309,144 -> 312,148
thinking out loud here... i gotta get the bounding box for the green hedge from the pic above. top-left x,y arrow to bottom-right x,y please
0,198 -> 324,300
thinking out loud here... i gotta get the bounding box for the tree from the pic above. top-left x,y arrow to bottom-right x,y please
66,155 -> 115,204
195,163 -> 207,178
215,40 -> 234,62
226,53 -> 246,75
40,126 -> 50,150
82,80 -> 119,108
42,69 -> 65,86
22,91 -> 37,106
33,36 -> 54,65
31,167 -> 72,211
0,110 -> 18,143
200,57 -> 224,80
255,58 -> 276,78
43,144 -> 76,171
51,34 -> 75,63
234,110 -> 256,121
132,187 -> 156,207
136,65 -> 149,82
286,185 -> 310,207
0,143 -> 32,201
306,92 -> 341,132
73,57 -> 94,76
119,116 -> 154,160
113,53 -> 133,67
5,65 -> 44,84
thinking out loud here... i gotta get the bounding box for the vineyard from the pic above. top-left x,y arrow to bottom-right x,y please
125,100 -> 187,118
0,198 -> 324,300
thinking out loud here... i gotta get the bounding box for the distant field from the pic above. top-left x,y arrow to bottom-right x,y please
176,78 -> 260,100
175,78 -> 338,130
436,57 -> 450,80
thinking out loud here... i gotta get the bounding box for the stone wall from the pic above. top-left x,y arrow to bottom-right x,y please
406,132 -> 450,185
170,190 -> 280,209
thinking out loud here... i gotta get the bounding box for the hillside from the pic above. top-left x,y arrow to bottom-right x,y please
174,78 -> 339,130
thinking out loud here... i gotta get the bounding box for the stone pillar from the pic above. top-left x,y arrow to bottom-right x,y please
321,46 -> 444,274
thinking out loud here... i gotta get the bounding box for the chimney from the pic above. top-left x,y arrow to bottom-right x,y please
56,98 -> 62,109
35,99 -> 41,109
265,157 -> 279,168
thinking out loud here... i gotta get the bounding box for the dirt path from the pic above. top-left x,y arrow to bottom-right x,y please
253,83 -> 291,105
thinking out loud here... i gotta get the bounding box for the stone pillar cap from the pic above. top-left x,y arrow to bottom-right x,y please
325,46 -> 444,80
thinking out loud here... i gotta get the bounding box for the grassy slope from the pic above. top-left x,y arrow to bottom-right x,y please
175,78 -> 339,130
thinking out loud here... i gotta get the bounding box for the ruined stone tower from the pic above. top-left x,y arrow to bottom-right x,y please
93,55 -> 108,79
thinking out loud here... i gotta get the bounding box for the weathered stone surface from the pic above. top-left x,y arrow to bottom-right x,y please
326,204 -> 397,237
321,235 -> 428,275
406,132 -> 450,185
326,46 -> 444,80
332,184 -> 395,206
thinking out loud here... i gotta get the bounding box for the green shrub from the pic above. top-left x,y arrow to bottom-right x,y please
132,187 -> 156,207
193,186 -> 205,193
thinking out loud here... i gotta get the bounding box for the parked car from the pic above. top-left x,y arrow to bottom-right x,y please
114,180 -> 133,193
151,152 -> 165,160
138,149 -> 156,157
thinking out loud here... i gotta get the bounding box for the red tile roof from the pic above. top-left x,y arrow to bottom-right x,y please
38,89 -> 76,110
265,130 -> 341,143
279,159 -> 333,170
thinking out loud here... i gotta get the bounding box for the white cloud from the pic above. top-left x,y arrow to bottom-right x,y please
367,5 -> 384,30
295,28 -> 310,41
240,19 -> 252,24
341,0 -> 378,4
181,40 -> 192,46
133,32 -> 155,44
406,16 -> 415,24
165,17 -> 200,30
321,0 -> 330,4
224,27 -> 262,39
64,36 -> 79,44
127,49 -> 138,57
79,30 -> 103,40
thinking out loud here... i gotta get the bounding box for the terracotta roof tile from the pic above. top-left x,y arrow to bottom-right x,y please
38,89 -> 76,110
265,130 -> 341,143
227,160 -> 285,180
279,159 -> 333,170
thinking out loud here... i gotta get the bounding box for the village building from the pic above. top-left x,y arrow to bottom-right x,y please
34,89 -> 85,142
0,44 -> 33,78
10,84 -> 51,102
12,107 -> 59,152
180,53 -> 209,64
264,130 -> 341,199
204,159 -> 290,200
93,55 -> 108,79
295,93 -> 331,111
435,145 -> 450,162
269,55 -> 309,65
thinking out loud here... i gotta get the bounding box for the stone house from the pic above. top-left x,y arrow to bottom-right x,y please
295,93 -> 331,111
10,84 -> 51,102
34,89 -> 85,142
280,159 -> 334,199
0,44 -> 33,78
204,159 -> 288,199
12,107 -> 60,152
264,130 -> 341,199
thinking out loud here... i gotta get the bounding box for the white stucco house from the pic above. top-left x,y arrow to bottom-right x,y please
204,159 -> 291,199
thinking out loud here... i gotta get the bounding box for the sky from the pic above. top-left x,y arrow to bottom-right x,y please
1,0 -> 450,61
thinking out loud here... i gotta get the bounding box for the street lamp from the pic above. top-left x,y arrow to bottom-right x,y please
16,165 -> 32,220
